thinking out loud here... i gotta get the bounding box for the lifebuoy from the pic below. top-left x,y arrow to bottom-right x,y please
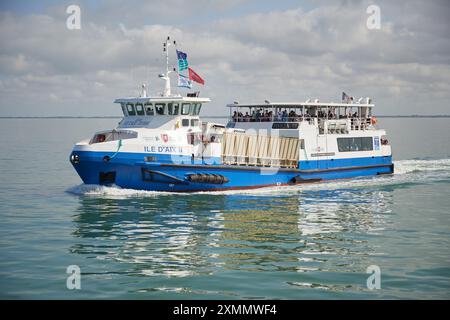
371,117 -> 378,125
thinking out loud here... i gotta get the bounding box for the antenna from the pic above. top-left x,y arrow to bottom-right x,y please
141,83 -> 147,98
160,35 -> 177,97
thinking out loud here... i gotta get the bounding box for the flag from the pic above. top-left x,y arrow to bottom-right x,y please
342,92 -> 349,102
342,91 -> 354,102
188,67 -> 205,85
176,50 -> 188,71
178,74 -> 192,89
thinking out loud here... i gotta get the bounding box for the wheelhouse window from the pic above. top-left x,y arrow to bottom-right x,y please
144,103 -> 154,116
182,119 -> 189,127
337,137 -> 373,152
173,103 -> 179,115
191,119 -> 199,127
121,103 -> 127,116
168,103 -> 180,115
135,103 -> 145,116
192,103 -> 202,115
155,103 -> 165,115
126,103 -> 136,116
181,103 -> 191,115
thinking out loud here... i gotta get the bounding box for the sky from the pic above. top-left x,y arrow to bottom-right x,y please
0,0 -> 449,116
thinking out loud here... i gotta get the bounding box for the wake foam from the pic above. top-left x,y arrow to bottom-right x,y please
66,184 -> 174,197
66,158 -> 450,197
393,158 -> 450,175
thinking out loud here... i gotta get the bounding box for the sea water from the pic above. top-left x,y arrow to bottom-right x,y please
0,118 -> 449,299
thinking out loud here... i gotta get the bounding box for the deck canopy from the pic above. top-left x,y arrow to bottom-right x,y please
226,101 -> 374,108
227,101 -> 374,123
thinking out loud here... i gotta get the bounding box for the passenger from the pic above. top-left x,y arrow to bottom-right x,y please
282,110 -> 288,122
232,111 -> 237,122
328,110 -> 333,119
304,112 -> 310,121
256,109 -> 261,122
277,110 -> 282,122
289,110 -> 295,122
244,112 -> 250,122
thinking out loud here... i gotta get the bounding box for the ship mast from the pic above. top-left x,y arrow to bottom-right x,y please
159,36 -> 176,97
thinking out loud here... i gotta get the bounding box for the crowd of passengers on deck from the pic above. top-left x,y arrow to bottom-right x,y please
232,109 -> 362,122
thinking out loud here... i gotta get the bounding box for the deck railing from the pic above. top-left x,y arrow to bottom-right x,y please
230,116 -> 374,131
221,132 -> 299,168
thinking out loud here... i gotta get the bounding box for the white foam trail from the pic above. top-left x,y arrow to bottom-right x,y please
393,158 -> 450,175
66,184 -> 175,198
66,158 -> 450,197
198,158 -> 450,195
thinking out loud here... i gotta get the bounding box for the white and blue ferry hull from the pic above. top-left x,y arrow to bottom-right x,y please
70,150 -> 393,192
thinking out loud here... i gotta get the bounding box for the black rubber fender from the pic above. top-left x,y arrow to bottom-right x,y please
186,173 -> 229,184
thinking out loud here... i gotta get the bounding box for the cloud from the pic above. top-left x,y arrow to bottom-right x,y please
0,0 -> 449,116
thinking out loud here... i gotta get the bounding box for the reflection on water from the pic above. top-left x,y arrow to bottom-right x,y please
72,187 -> 394,283
1,119 -> 449,298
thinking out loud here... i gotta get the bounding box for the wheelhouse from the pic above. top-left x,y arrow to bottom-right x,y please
116,99 -> 207,117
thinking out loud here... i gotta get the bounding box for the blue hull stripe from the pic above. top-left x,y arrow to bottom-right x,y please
299,156 -> 392,170
70,151 -> 393,192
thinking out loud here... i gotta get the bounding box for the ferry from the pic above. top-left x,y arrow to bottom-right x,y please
70,37 -> 394,192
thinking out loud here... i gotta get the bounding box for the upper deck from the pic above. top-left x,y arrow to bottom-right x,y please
226,100 -> 376,132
